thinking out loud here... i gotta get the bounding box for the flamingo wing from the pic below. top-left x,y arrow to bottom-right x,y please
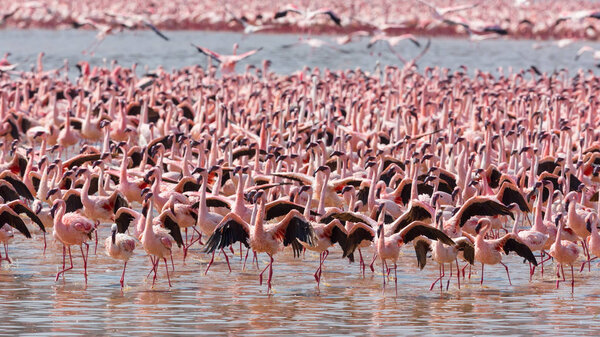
454,237 -> 475,264
191,44 -> 222,63
398,222 -> 455,246
502,237 -> 538,265
331,211 -> 377,227
1,173 -> 34,200
7,200 -> 45,232
160,212 -> 184,248
343,223 -> 376,259
115,208 -> 137,233
143,20 -> 169,41
235,47 -> 263,61
203,213 -> 251,253
455,196 -> 513,228
64,190 -> 84,213
0,209 -> 31,238
497,183 -> 530,212
276,214 -> 316,257
264,200 -> 320,220
63,153 -> 102,169
388,202 -> 433,234
414,239 -> 431,270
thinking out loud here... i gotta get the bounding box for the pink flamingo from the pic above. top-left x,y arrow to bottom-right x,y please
50,198 -> 95,282
105,223 -> 136,288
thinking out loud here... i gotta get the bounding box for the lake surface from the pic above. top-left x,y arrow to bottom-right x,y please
1,30 -> 600,336
1,30 -> 600,76
1,223 -> 599,336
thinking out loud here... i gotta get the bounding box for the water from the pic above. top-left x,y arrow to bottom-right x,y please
0,224 -> 598,336
1,30 -> 600,75
1,29 -> 600,335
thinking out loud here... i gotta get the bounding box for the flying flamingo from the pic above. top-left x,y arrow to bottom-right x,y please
191,43 -> 263,75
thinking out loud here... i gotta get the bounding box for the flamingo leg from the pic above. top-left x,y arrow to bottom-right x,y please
480,263 -> 485,285
253,251 -> 259,270
43,231 -> 47,255
204,250 -> 216,275
267,254 -> 274,293
430,263 -> 443,291
243,247 -> 250,271
358,249 -> 365,277
152,256 -> 159,287
370,253 -> 378,272
183,228 -> 189,262
393,262 -> 398,296
447,263 -> 452,291
164,258 -> 172,287
80,243 -> 89,282
240,242 -> 243,260
147,256 -> 156,279
170,253 -> 175,272
314,251 -> 323,286
55,245 -> 74,281
500,261 -> 512,285
192,227 -> 203,245
456,259 -> 461,289
94,221 -> 99,254
3,243 -> 10,264
571,264 -> 575,293
258,256 -> 270,286
120,261 -> 127,288
221,248 -> 232,273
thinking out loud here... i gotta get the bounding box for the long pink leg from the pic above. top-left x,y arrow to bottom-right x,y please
266,254 -> 274,293
394,262 -> 398,296
152,257 -> 159,287
430,264 -> 444,291
147,256 -> 156,278
440,263 -> 445,292
183,228 -> 189,262
192,227 -> 203,245
480,264 -> 485,285
120,261 -> 127,288
221,248 -> 232,273
81,243 -> 89,282
43,232 -> 47,255
571,265 -> 575,293
170,253 -> 175,272
243,247 -> 250,271
447,263 -> 452,291
253,251 -> 259,270
240,242 -> 243,260
314,251 -> 323,286
3,243 -> 10,264
56,246 -> 74,281
456,259 -> 461,289
500,261 -> 511,285
370,253 -> 378,272
204,251 -> 216,275
381,258 -> 386,292
358,249 -> 365,277
94,221 -> 99,254
164,258 -> 172,287
258,256 -> 270,286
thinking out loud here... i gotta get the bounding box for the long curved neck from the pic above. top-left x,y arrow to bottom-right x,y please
317,172 -> 329,215
54,202 -> 66,228
544,185 -> 554,223
120,153 -> 129,184
252,200 -> 265,235
198,173 -> 208,221
144,201 -> 154,238
304,189 -> 313,219
233,174 -> 246,215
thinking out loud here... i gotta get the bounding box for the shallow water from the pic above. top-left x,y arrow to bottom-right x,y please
2,30 -> 600,75
2,30 -> 600,335
0,223 -> 599,336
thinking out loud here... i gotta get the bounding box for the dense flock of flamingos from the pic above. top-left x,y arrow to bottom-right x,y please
1,0 -> 600,296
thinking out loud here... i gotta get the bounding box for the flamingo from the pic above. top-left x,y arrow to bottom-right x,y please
105,223 -> 136,288
191,43 -> 263,75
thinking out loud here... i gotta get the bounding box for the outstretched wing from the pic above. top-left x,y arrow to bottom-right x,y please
161,212 -> 184,248
115,208 -> 137,233
203,214 -> 251,253
502,237 -> 538,266
0,209 -> 31,238
7,200 -> 45,232
455,197 -> 513,228
191,44 -> 222,63
399,222 -> 455,246
143,20 -> 169,40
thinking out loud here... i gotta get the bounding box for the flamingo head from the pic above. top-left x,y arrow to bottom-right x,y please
475,218 -> 491,235
111,223 -> 117,245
